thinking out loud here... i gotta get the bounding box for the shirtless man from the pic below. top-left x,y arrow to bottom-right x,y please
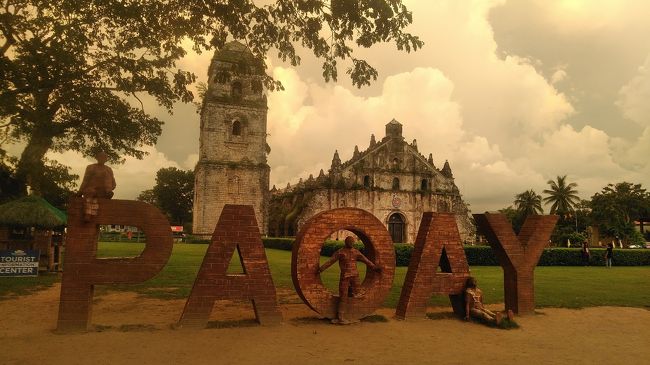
77,151 -> 116,221
317,236 -> 381,323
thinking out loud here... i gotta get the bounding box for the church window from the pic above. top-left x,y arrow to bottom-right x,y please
388,213 -> 405,243
392,158 -> 399,169
363,175 -> 371,188
231,81 -> 243,101
421,179 -> 428,191
232,120 -> 242,136
392,177 -> 400,191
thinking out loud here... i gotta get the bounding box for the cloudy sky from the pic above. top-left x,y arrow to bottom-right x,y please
50,0 -> 650,213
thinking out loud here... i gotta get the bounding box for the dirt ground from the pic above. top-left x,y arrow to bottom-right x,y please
1,284 -> 649,365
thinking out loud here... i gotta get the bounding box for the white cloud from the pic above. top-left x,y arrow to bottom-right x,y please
617,55 -> 650,128
551,69 -> 567,85
37,0 -> 650,213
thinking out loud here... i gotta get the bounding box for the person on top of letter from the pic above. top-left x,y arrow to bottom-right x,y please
77,151 -> 116,221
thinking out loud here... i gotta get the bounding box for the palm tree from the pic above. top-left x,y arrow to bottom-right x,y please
514,190 -> 544,216
543,175 -> 579,216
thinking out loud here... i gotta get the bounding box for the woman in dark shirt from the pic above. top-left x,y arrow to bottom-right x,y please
605,243 -> 613,268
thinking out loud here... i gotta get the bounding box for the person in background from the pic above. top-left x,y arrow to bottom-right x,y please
581,241 -> 591,266
605,242 -> 614,268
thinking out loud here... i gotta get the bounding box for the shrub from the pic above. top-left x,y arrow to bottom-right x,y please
464,246 -> 499,266
262,237 -> 294,251
261,239 -> 650,266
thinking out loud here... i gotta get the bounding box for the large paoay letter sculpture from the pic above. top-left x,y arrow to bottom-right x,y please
178,205 -> 282,328
57,198 -> 173,332
292,208 -> 396,322
473,213 -> 558,315
396,212 -> 470,319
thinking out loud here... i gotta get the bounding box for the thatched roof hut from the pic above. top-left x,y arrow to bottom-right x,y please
0,195 -> 67,228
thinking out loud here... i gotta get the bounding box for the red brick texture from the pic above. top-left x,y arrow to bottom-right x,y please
57,198 -> 173,332
396,212 -> 470,319
178,205 -> 282,328
473,213 -> 558,315
292,208 -> 396,321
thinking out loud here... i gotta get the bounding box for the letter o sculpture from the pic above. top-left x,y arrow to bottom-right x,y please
291,208 -> 396,321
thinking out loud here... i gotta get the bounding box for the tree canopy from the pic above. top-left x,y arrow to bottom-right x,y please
543,175 -> 579,216
514,189 -> 543,217
1,0 -> 423,193
590,182 -> 650,241
137,167 -> 194,227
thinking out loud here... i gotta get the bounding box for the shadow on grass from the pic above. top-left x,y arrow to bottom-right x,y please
0,273 -> 60,300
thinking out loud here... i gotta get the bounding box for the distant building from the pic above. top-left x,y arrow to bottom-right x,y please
269,120 -> 474,243
192,41 -> 270,237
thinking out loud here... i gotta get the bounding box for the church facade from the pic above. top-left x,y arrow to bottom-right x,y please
192,41 -> 270,236
268,120 -> 474,243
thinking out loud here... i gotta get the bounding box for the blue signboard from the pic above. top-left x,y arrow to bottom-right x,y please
0,250 -> 40,277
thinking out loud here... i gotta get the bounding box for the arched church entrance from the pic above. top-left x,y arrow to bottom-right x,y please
388,212 -> 406,243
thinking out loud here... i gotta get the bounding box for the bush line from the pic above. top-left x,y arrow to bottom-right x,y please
262,237 -> 650,266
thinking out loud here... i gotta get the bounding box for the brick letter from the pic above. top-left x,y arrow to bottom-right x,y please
57,198 -> 173,332
396,212 -> 470,319
178,205 -> 281,328
473,213 -> 558,315
292,208 -> 395,321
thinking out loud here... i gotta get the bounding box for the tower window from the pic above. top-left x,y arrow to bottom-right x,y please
421,179 -> 428,190
392,177 -> 400,191
215,70 -> 230,84
363,175 -> 371,188
232,120 -> 242,136
231,81 -> 243,101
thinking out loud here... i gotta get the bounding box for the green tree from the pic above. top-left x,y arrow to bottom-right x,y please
514,189 -> 543,217
498,205 -> 524,233
543,175 -> 580,216
0,150 -> 75,208
138,167 -> 194,226
1,0 -> 423,193
136,189 -> 156,206
590,182 -> 650,243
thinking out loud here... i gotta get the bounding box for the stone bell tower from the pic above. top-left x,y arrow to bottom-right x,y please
193,41 -> 270,237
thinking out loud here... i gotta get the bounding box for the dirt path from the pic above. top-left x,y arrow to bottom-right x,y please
1,284 -> 649,365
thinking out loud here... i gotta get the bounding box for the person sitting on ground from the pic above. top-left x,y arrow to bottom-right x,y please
464,276 -> 512,325
317,236 -> 381,324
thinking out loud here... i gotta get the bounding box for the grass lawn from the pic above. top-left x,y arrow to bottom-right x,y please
2,242 -> 650,309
